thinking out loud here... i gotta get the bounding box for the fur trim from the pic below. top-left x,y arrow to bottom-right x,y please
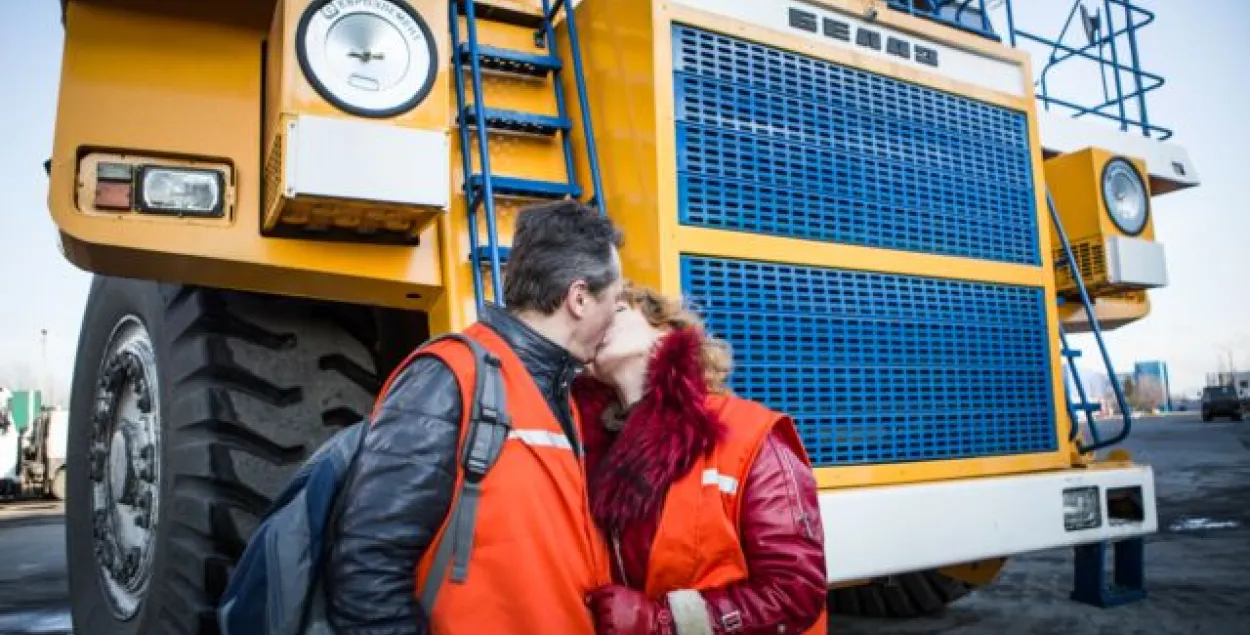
573,327 -> 725,535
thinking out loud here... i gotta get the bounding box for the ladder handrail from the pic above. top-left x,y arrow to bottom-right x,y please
449,8 -> 487,314
460,0 -> 507,309
539,0 -> 607,215
1047,190 -> 1132,453
1059,320 -> 1102,446
537,0 -> 580,198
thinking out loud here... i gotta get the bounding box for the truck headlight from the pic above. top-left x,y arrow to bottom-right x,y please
1063,486 -> 1102,531
137,167 -> 225,216
1102,158 -> 1149,236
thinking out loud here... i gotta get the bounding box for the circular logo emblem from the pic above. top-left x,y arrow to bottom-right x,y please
297,0 -> 438,118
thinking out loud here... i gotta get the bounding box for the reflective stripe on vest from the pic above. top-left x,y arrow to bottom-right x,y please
700,469 -> 739,495
414,323 -> 611,635
509,428 -> 574,451
646,395 -> 829,635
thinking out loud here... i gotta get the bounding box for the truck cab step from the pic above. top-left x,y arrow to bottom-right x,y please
472,245 -> 512,265
461,107 -> 569,136
468,175 -> 581,200
459,43 -> 561,77
454,0 -> 545,28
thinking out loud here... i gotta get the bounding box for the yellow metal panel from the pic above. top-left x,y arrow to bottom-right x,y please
1058,291 -> 1151,333
676,227 -> 1049,288
1017,51 -> 1080,468
815,452 -> 1069,489
49,2 -> 446,309
556,0 -> 671,292
938,558 -> 1007,586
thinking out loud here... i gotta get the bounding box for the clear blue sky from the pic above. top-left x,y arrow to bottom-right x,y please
0,1 -> 1246,402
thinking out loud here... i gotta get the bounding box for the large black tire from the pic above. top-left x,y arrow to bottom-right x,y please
66,276 -> 379,635
827,570 -> 973,617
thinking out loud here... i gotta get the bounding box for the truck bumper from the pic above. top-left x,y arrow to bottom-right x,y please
820,464 -> 1157,584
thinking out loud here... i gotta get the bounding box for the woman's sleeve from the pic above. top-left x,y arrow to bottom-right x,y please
681,428 -> 827,635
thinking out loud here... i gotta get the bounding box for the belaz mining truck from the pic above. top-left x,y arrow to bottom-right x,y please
44,0 -> 1197,633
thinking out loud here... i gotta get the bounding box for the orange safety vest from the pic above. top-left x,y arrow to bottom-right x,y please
645,394 -> 829,635
408,323 -> 612,635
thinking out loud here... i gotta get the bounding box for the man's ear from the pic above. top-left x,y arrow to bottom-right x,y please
566,279 -> 590,319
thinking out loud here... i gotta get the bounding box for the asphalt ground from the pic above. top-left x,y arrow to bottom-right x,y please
0,413 -> 1246,634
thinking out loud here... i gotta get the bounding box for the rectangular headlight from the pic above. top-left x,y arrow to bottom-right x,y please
136,166 -> 224,216
1063,486 -> 1102,531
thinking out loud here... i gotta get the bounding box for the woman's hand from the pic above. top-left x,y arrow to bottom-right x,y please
586,585 -> 674,635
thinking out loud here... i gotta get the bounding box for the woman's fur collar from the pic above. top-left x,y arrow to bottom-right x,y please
575,327 -> 726,534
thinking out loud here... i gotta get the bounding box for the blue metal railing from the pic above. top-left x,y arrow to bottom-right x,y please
537,0 -> 607,213
886,0 -> 998,40
1008,0 -> 1171,140
887,0 -> 1170,140
450,0 -> 503,312
1048,190 -> 1133,453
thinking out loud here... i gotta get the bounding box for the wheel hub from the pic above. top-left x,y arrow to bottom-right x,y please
89,315 -> 161,621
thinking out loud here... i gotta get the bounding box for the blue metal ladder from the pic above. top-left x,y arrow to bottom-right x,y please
1047,190 -> 1146,608
449,0 -> 606,312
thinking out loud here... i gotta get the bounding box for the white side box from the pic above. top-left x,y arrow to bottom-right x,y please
286,114 -> 450,209
1106,236 -> 1168,288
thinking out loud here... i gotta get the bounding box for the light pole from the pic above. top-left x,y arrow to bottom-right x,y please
39,329 -> 49,404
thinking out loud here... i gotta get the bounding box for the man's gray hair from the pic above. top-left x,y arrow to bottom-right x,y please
503,200 -> 624,314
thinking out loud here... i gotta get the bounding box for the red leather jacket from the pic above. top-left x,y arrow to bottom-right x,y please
575,328 -> 827,635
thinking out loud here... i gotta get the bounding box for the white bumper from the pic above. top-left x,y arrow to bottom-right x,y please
821,465 -> 1157,583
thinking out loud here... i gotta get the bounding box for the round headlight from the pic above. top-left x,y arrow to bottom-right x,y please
1101,158 -> 1149,236
297,0 -> 438,118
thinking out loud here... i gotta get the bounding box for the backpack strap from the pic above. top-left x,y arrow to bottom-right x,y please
350,331 -> 510,613
413,333 -> 510,613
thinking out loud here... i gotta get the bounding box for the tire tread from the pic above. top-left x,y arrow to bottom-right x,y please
68,282 -> 378,635
829,571 -> 973,618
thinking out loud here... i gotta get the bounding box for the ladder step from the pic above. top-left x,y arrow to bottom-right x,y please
461,107 -> 570,136
1072,402 -> 1102,412
472,245 -> 512,265
1063,349 -> 1083,358
468,175 -> 581,200
459,43 -> 561,77
454,0 -> 544,27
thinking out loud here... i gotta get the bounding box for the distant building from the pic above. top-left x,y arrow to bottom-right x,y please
1134,361 -> 1172,411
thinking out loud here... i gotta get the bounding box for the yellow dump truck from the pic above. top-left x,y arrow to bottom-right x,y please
45,0 -> 1197,633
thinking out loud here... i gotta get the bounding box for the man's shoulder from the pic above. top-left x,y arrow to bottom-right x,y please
378,353 -> 462,417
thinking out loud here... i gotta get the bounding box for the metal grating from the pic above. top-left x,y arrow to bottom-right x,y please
672,26 -> 1040,266
682,255 -> 1058,466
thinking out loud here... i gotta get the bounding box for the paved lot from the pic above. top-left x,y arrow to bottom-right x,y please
0,502 -> 69,634
0,414 -> 1246,634
838,414 -> 1250,635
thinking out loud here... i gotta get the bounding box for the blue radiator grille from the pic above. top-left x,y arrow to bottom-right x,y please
673,26 -> 1040,266
681,256 -> 1058,466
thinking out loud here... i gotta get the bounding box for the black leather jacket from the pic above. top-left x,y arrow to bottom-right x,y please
326,305 -> 583,635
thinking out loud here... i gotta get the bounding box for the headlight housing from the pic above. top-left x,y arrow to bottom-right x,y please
1063,486 -> 1103,531
136,167 -> 225,216
1102,158 -> 1149,236
296,0 -> 439,118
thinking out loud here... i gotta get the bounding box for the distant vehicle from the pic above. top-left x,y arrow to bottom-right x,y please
19,408 -> 69,500
0,412 -> 19,499
1201,386 -> 1242,422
